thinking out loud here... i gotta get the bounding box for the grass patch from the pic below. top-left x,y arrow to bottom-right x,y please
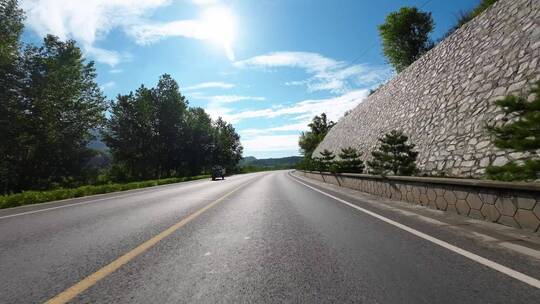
0,175 -> 209,209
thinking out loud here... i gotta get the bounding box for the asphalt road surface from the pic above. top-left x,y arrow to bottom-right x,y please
1,171 -> 539,303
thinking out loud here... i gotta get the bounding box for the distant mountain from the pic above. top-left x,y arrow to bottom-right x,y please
88,129 -> 108,151
240,156 -> 302,168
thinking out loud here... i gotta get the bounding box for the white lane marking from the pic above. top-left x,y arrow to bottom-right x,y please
289,174 -> 540,289
0,175 -> 254,220
0,193 -> 140,220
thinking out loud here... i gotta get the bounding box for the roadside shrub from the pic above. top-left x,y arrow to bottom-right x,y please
368,130 -> 418,176
320,149 -> 336,172
443,0 -> 498,39
0,175 -> 209,209
337,147 -> 365,173
485,81 -> 540,181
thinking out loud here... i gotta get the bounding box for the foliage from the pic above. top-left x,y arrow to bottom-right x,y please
319,149 -> 336,172
0,175 -> 209,209
103,76 -> 243,181
240,156 -> 302,168
102,75 -> 188,180
298,113 -> 335,157
0,1 -> 243,195
443,0 -> 498,38
240,165 -> 294,173
210,117 -> 243,173
337,147 -> 365,173
368,130 -> 418,176
378,6 -> 434,73
0,0 -> 25,193
0,0 -> 23,66
486,81 -> 540,181
485,160 -> 540,182
1,27 -> 107,192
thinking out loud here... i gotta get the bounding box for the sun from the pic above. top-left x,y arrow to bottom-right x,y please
200,7 -> 237,60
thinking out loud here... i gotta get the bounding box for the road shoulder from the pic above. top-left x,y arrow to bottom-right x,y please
289,171 -> 540,264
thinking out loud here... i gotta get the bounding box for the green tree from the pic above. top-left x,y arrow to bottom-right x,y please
319,149 -> 336,172
443,0 -> 498,38
14,35 -> 106,191
1,1 -> 106,192
0,0 -> 23,66
103,75 -> 190,180
368,130 -> 418,176
102,87 -> 157,180
152,74 -> 189,177
337,147 -> 364,173
486,81 -> 540,181
378,7 -> 434,72
103,75 -> 242,180
299,113 -> 335,157
184,107 -> 214,175
211,117 -> 243,173
0,0 -> 25,192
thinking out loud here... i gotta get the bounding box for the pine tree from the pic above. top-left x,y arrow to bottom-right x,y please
337,147 -> 364,173
486,81 -> 540,181
311,157 -> 324,172
319,149 -> 336,172
368,130 -> 418,176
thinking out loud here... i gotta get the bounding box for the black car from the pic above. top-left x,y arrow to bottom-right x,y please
211,166 -> 225,180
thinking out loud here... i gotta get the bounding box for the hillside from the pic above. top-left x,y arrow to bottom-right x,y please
240,156 -> 302,168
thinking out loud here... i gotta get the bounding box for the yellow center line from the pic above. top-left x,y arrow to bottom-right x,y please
45,177 -> 258,304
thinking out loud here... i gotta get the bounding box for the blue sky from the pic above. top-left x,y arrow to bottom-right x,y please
20,0 -> 479,158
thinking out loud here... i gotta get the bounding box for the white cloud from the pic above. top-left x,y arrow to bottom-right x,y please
21,0 -> 170,65
21,0 -> 237,64
127,19 -> 209,45
241,135 -> 300,152
224,89 -> 368,123
127,6 -> 237,60
191,93 -> 265,103
239,122 -> 310,137
192,0 -> 220,5
234,51 -> 340,74
235,90 -> 368,156
189,92 -> 266,120
235,52 -> 392,94
109,68 -> 123,74
85,46 -> 124,66
183,82 -> 235,91
100,81 -> 116,90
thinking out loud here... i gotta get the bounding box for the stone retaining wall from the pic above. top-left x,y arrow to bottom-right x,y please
314,0 -> 540,178
295,170 -> 540,232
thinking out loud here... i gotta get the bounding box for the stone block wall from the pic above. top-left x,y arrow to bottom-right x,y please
314,0 -> 540,177
296,171 -> 540,232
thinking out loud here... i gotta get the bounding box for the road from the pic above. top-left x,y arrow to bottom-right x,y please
0,171 -> 539,303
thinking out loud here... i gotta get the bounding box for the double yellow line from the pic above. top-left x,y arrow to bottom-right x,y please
46,178 -> 257,304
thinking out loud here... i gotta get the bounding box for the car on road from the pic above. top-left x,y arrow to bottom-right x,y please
211,166 -> 226,180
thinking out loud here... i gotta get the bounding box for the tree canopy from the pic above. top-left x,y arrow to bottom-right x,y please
0,0 -> 243,193
103,75 -> 243,181
368,130 -> 418,176
378,6 -> 434,73
337,147 -> 364,173
486,81 -> 540,181
298,113 -> 335,157
1,6 -> 107,192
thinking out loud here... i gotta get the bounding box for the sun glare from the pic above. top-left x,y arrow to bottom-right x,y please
201,7 -> 237,60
